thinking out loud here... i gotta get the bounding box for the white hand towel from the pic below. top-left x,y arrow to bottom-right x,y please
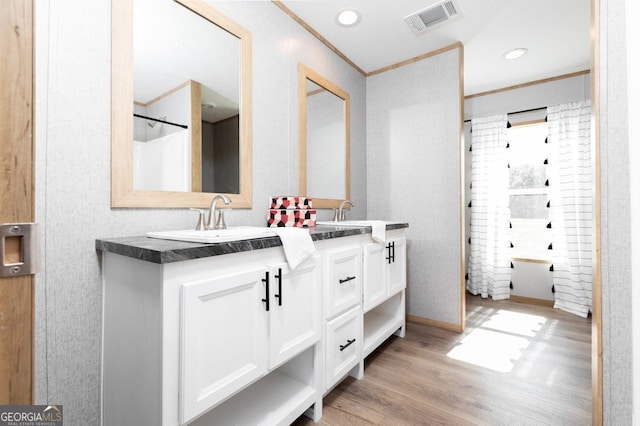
366,220 -> 387,243
272,227 -> 316,269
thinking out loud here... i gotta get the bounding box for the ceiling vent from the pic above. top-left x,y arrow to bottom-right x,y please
404,0 -> 461,35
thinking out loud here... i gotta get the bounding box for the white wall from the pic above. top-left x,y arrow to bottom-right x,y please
366,47 -> 463,326
465,74 -> 591,120
625,0 -> 639,421
599,0 -> 634,423
33,1 -> 366,424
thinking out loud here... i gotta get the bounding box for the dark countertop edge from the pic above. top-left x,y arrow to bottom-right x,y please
95,223 -> 408,264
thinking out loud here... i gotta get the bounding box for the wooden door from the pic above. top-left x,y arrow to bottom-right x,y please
0,0 -> 34,404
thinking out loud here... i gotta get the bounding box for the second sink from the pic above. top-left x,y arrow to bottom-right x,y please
147,226 -> 276,244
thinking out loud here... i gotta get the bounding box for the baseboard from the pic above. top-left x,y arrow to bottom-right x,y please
510,295 -> 554,307
406,314 -> 463,333
407,296 -> 553,332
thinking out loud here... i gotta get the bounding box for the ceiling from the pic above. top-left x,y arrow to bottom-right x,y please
278,0 -> 591,96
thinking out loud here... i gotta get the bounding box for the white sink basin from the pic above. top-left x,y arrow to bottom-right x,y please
147,226 -> 276,244
316,220 -> 399,226
316,220 -> 400,244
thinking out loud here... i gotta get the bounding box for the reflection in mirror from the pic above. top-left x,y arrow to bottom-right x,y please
111,0 -> 252,208
298,64 -> 350,209
305,80 -> 346,199
133,0 -> 240,193
200,85 -> 240,194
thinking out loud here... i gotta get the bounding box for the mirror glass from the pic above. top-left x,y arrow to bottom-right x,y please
111,0 -> 252,208
298,64 -> 350,209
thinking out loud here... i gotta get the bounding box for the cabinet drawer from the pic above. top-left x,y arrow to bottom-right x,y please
325,305 -> 362,390
324,246 -> 362,319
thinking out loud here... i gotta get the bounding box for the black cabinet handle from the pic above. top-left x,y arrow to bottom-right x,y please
262,271 -> 270,311
339,276 -> 356,284
391,241 -> 395,263
339,338 -> 356,351
273,268 -> 282,306
386,242 -> 395,264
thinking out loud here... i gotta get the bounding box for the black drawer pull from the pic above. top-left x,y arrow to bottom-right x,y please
339,338 -> 356,351
339,276 -> 356,284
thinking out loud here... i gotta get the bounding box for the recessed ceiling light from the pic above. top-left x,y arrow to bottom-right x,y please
503,48 -> 528,60
336,9 -> 361,27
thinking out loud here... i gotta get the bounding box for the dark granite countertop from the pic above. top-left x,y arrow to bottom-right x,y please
95,222 -> 408,264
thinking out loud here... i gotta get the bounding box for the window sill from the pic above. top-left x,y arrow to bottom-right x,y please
510,257 -> 552,264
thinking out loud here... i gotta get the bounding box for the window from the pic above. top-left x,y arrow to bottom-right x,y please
508,121 -> 550,261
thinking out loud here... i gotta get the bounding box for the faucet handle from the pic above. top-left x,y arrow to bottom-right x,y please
190,208 -> 207,230
214,210 -> 227,230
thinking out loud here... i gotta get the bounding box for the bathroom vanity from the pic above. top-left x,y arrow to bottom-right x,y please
96,222 -> 407,425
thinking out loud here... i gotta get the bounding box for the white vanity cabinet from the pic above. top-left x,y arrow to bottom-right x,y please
363,232 -> 406,312
99,223 -> 407,426
179,258 -> 321,424
180,267 -> 269,424
102,247 -> 321,426
362,231 -> 407,358
362,242 -> 386,311
386,236 -> 407,296
268,259 -> 322,369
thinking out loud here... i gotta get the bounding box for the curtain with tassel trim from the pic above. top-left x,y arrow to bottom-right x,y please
467,115 -> 512,300
547,100 -> 593,317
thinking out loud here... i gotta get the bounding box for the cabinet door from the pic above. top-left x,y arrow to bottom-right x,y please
387,237 -> 407,296
180,267 -> 268,425
324,246 -> 362,319
325,305 -> 361,390
363,243 -> 386,312
268,255 -> 321,369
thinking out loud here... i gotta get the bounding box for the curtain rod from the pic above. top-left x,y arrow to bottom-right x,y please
133,113 -> 188,129
464,106 -> 548,123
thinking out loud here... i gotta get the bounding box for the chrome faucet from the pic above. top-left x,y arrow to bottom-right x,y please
336,199 -> 355,221
206,194 -> 232,230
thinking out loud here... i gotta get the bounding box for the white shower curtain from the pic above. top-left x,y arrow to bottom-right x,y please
133,129 -> 191,192
547,100 -> 593,317
467,115 -> 512,300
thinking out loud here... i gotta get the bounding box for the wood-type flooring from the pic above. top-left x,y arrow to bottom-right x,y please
294,294 -> 591,425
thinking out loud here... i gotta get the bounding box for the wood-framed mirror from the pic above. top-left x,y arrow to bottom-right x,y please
298,64 -> 350,209
111,0 -> 252,208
